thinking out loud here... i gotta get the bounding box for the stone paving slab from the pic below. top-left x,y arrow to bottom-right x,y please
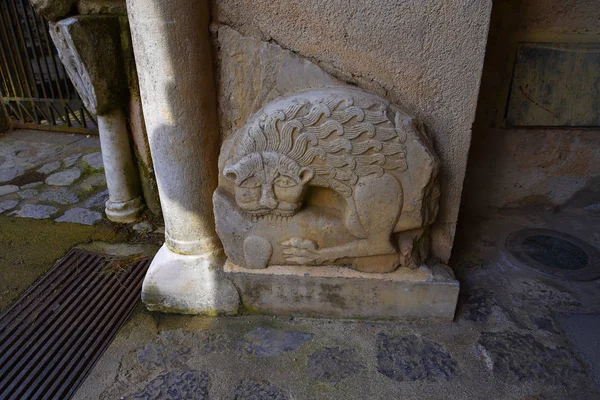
0,166 -> 25,183
74,210 -> 600,400
37,161 -> 61,174
55,208 -> 103,225
0,200 -> 19,214
0,130 -> 111,226
556,313 -> 600,386
63,153 -> 82,168
82,152 -> 104,170
0,185 -> 18,196
12,204 -> 58,219
39,188 -> 79,205
46,168 -> 81,186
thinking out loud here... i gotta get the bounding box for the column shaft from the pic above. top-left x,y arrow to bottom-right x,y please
97,109 -> 144,222
126,0 -> 221,256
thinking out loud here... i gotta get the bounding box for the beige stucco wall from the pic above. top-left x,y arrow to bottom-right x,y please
210,0 -> 492,262
461,0 -> 600,217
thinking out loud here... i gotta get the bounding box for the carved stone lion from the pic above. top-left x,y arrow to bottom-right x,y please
214,87 -> 440,273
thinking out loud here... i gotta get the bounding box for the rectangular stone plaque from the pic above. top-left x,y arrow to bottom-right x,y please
506,43 -> 600,127
224,261 -> 459,321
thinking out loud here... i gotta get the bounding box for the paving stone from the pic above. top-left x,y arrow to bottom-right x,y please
154,226 -> 165,235
63,153 -> 82,167
79,173 -> 106,191
82,152 -> 104,170
507,280 -> 581,334
478,331 -> 588,385
376,333 -> 457,382
510,280 -> 581,309
0,200 -> 19,214
0,166 -> 25,183
18,188 -> 39,199
133,221 -> 153,233
12,204 -> 58,219
556,313 -> 600,386
0,185 -> 19,196
45,168 -> 81,186
194,331 -> 237,355
125,370 -> 209,400
37,161 -> 61,174
85,190 -> 109,209
137,331 -> 191,369
55,208 -> 102,225
21,182 -> 43,189
458,287 -> 496,323
233,378 -> 288,400
238,327 -> 314,357
40,188 -> 79,205
307,346 -> 366,383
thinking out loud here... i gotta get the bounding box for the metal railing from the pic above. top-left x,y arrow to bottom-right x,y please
0,0 -> 97,133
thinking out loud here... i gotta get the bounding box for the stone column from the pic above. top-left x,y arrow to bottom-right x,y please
126,0 -> 239,314
97,109 -> 144,222
49,16 -> 144,222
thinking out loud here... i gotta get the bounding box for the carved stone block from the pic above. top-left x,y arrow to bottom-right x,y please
224,261 -> 459,320
49,16 -> 127,115
31,0 -> 75,21
214,87 -> 440,273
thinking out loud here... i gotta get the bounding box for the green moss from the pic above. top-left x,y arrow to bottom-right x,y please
0,215 -> 127,312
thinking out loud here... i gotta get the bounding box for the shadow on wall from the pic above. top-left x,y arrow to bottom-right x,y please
459,0 -> 600,219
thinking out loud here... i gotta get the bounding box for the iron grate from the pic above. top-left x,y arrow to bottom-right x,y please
0,248 -> 151,400
505,228 -> 600,281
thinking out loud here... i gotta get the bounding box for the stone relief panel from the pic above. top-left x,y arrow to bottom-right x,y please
214,87 -> 440,273
48,16 -> 127,115
49,20 -> 97,113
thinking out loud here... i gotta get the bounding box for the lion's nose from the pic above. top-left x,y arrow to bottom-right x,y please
259,186 -> 278,209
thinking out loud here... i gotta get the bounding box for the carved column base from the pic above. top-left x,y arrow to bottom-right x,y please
105,197 -> 144,223
224,260 -> 459,321
142,245 -> 240,315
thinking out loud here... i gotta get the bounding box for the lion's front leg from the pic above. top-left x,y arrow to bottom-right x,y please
282,237 -> 396,265
282,174 -> 403,269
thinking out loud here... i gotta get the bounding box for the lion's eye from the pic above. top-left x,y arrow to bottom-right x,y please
239,176 -> 260,188
274,176 -> 297,188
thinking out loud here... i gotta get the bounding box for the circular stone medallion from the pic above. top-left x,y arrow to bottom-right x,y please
505,228 -> 600,281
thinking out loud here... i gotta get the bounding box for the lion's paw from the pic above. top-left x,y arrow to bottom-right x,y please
281,237 -> 321,265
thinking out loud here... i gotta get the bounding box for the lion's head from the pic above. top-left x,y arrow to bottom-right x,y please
223,88 -> 410,218
224,151 -> 314,217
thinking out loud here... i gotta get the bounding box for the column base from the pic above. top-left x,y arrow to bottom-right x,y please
142,244 -> 240,315
224,260 -> 459,321
105,196 -> 144,223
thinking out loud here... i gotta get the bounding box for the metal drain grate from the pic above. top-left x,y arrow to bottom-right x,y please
505,228 -> 600,281
0,249 -> 151,400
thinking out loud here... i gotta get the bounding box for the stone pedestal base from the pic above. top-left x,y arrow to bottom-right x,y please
142,245 -> 240,315
224,261 -> 459,321
105,197 -> 144,223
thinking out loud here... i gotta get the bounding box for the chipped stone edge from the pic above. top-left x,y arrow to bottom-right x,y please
224,260 -> 458,284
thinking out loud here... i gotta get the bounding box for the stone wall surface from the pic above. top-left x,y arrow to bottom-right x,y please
211,0 -> 493,262
461,0 -> 600,216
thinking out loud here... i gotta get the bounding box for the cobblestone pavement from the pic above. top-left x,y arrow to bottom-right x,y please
0,130 -> 108,225
72,209 -> 600,399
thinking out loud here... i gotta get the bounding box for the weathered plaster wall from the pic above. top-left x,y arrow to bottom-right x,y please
461,0 -> 600,217
211,0 -> 493,262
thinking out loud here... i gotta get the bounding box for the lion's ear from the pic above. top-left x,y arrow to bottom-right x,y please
299,167 -> 314,184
